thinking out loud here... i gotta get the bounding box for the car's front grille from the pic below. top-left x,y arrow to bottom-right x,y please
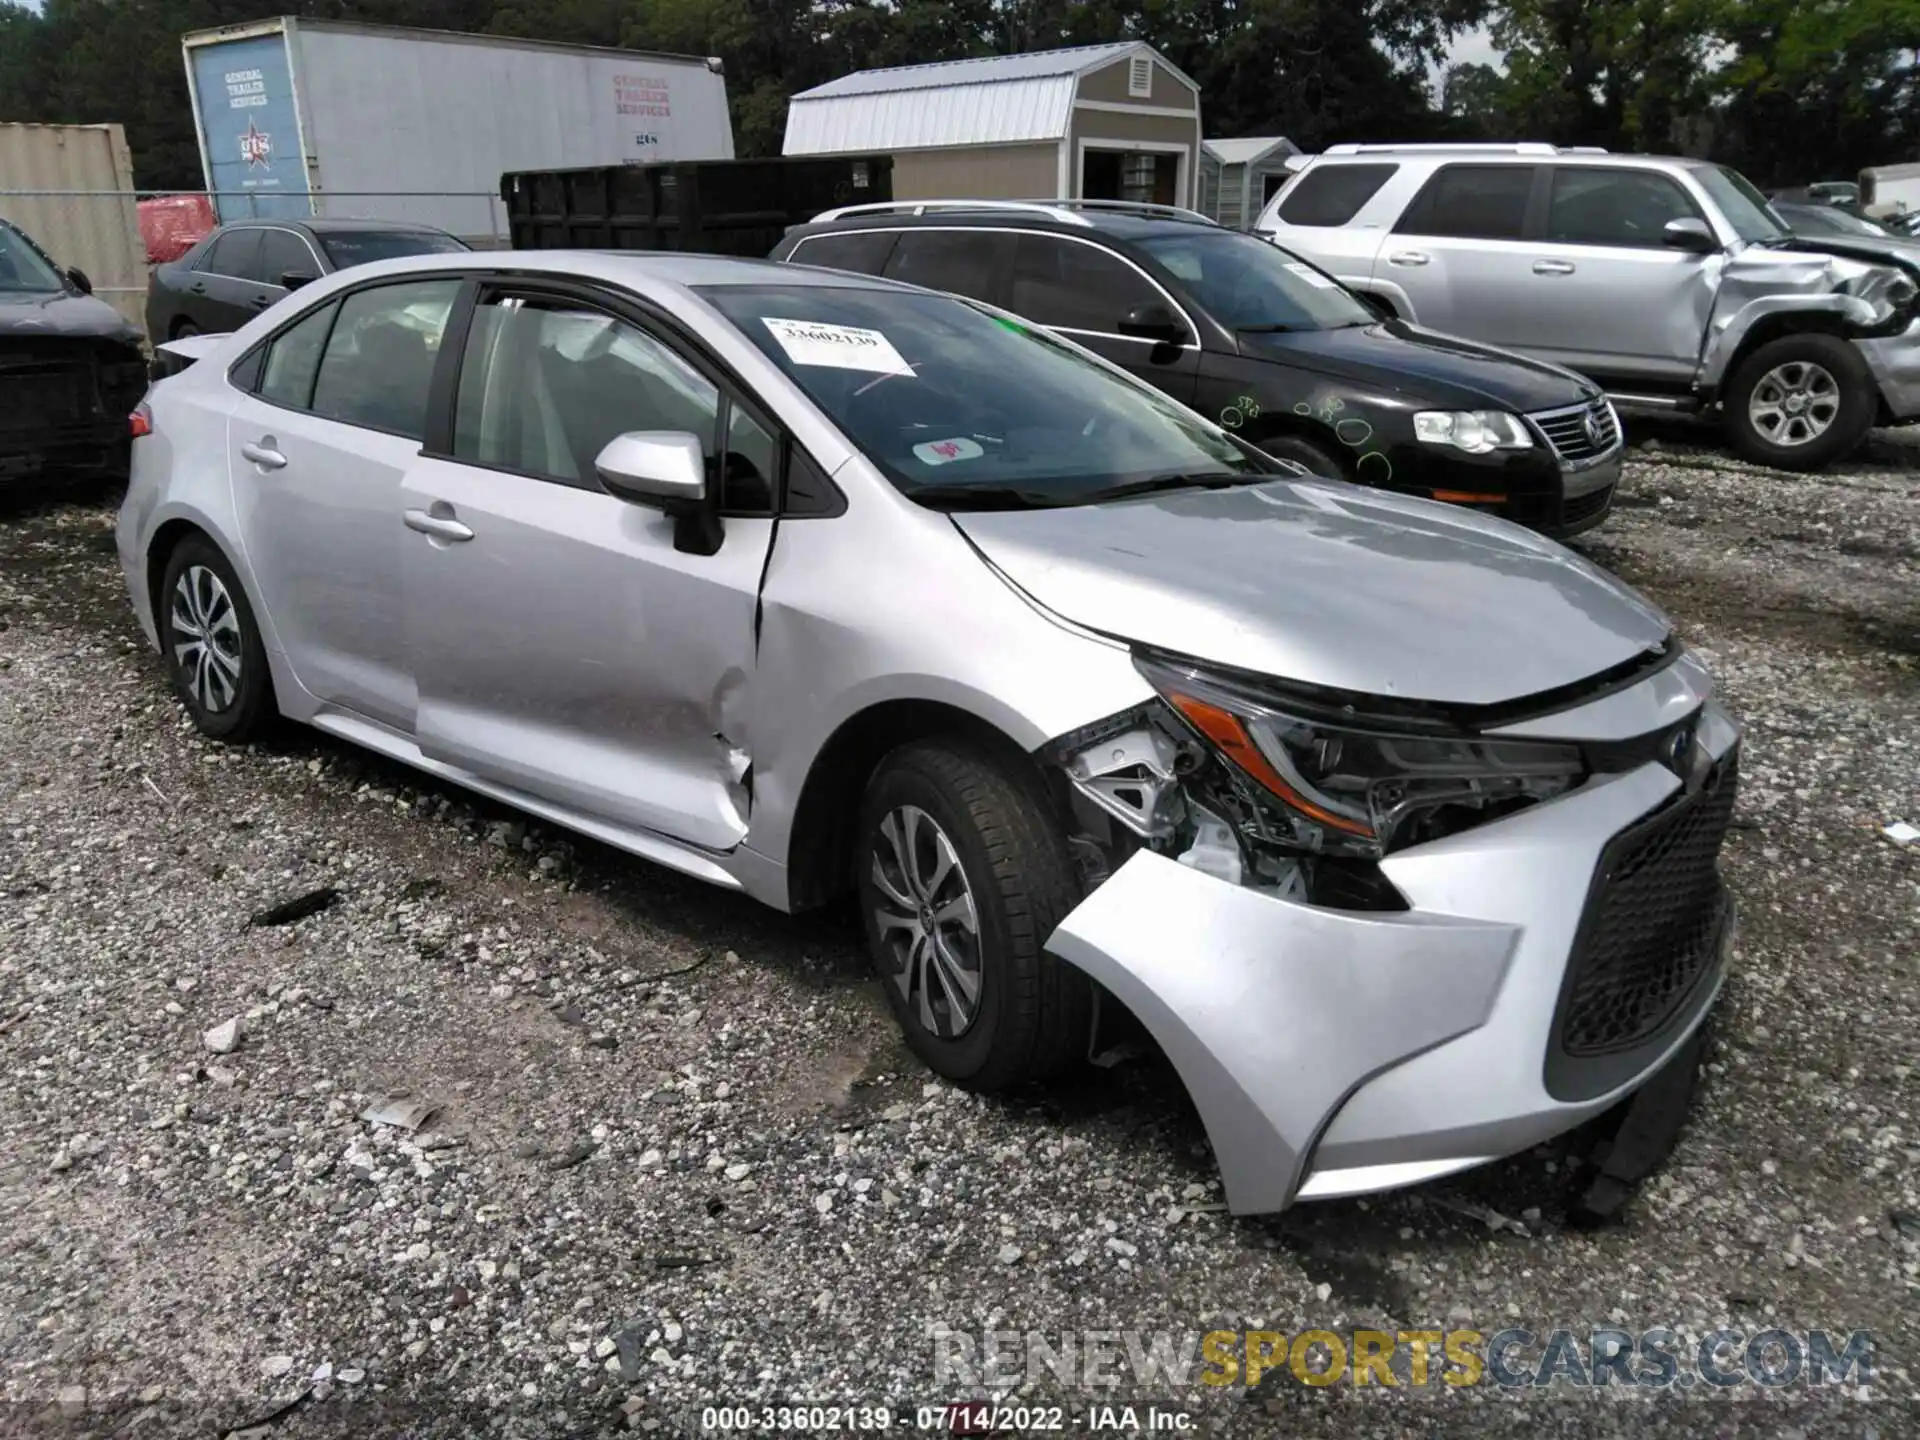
0,361 -> 94,431
1554,750 -> 1738,1069
1531,399 -> 1619,465
1561,484 -> 1615,528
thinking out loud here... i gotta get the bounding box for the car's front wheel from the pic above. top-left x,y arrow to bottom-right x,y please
1255,433 -> 1344,478
159,536 -> 274,742
1724,333 -> 1876,471
856,738 -> 1091,1091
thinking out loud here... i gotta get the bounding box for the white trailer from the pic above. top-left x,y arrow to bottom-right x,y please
1860,162 -> 1920,220
182,17 -> 734,242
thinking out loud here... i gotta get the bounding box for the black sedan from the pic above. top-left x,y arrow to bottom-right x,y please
1,217 -> 147,486
771,204 -> 1622,537
145,218 -> 468,340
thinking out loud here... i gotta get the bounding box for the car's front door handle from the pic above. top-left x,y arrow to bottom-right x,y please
1387,250 -> 1430,267
239,438 -> 287,470
1533,259 -> 1578,275
404,508 -> 475,543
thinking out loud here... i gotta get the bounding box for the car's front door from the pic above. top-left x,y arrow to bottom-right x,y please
1004,233 -> 1201,404
227,275 -> 463,732
1517,166 -> 1719,384
1383,164 -> 1539,346
400,286 -> 775,851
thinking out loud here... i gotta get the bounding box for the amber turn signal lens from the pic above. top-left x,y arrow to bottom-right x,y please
1166,691 -> 1374,838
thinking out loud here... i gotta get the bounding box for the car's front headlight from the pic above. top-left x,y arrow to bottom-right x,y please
1413,410 -> 1534,455
1135,654 -> 1583,861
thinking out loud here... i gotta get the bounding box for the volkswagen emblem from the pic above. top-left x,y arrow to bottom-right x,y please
1583,408 -> 1608,448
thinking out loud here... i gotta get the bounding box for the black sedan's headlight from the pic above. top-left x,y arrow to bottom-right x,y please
1135,653 -> 1585,860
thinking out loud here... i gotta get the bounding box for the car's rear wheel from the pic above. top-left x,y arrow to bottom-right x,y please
1724,333 -> 1876,471
1256,433 -> 1345,479
171,320 -> 200,339
159,536 -> 274,742
856,738 -> 1090,1091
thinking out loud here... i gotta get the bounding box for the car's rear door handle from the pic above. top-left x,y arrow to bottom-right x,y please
1533,259 -> 1577,275
1387,250 -> 1430,267
239,438 -> 287,470
404,507 -> 475,543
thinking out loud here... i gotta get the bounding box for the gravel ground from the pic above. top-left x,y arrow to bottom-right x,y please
0,427 -> 1915,1440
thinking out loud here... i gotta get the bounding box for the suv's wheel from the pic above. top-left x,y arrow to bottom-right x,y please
1724,333 -> 1876,471
856,738 -> 1091,1091
171,319 -> 200,339
1255,433 -> 1344,478
159,536 -> 274,742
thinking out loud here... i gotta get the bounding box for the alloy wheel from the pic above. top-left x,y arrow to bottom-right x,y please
869,804 -> 983,1039
1748,361 -> 1840,447
169,564 -> 243,714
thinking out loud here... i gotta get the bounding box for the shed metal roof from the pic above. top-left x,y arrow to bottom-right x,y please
785,43 -> 1196,156
1203,136 -> 1298,168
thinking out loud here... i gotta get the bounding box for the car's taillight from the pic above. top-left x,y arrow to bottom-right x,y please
130,404 -> 153,438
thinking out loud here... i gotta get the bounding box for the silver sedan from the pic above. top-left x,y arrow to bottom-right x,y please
119,251 -> 1741,1213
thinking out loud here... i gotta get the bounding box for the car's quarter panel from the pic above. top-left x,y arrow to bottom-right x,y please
400,458 -> 771,853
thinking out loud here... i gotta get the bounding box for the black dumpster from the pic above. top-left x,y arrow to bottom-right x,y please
501,155 -> 893,257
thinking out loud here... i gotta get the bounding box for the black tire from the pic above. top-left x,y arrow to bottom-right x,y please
1723,333 -> 1876,471
856,738 -> 1091,1091
157,535 -> 275,742
171,319 -> 200,339
1255,433 -> 1345,479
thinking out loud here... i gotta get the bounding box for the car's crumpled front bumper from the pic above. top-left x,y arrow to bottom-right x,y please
1047,688 -> 1740,1216
1856,316 -> 1920,422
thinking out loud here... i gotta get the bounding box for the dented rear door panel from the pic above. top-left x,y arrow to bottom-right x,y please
400,454 -> 768,852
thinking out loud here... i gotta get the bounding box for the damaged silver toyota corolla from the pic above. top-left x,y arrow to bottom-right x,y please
118,252 -> 1740,1214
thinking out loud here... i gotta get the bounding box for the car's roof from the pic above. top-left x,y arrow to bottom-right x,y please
214,217 -> 454,235
789,209 -> 1216,244
318,248 -> 921,294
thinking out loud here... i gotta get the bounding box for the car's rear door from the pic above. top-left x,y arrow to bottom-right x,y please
187,229 -> 272,333
225,275 -> 463,732
399,282 -> 775,851
1382,164 -> 1540,346
1002,233 -> 1201,404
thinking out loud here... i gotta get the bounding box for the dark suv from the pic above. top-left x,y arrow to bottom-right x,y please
771,200 -> 1622,537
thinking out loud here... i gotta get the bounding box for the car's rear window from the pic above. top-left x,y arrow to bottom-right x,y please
318,230 -> 470,269
1276,164 -> 1399,226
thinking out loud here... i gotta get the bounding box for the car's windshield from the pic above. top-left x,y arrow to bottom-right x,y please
1689,165 -> 1790,245
319,229 -> 469,268
0,221 -> 71,294
1136,230 -> 1376,332
700,284 -> 1265,508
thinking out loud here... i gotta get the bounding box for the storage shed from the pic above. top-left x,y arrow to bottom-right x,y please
783,43 -> 1202,208
1199,136 -> 1299,228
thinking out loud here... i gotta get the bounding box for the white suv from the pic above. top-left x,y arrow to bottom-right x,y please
1256,144 -> 1920,470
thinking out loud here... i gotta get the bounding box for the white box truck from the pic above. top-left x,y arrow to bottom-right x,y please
182,17 -> 734,243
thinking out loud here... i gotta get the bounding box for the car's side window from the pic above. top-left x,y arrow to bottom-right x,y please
451,293 -> 723,487
257,299 -> 339,410
199,228 -> 262,278
1009,236 -> 1161,337
1395,166 -> 1535,241
1546,168 -> 1704,248
309,279 -> 460,440
255,229 -> 314,286
1276,164 -> 1400,226
789,230 -> 898,275
881,231 -> 1015,304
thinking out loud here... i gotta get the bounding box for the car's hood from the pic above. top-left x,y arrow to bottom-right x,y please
1781,232 -> 1920,283
0,287 -> 142,344
1239,322 -> 1599,413
953,479 -> 1671,707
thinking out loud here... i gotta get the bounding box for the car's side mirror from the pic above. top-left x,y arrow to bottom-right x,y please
1118,303 -> 1189,347
1662,218 -> 1718,255
594,430 -> 720,555
279,269 -> 318,291
65,266 -> 92,295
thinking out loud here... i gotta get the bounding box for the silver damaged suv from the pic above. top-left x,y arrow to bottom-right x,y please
1257,144 -> 1920,469
119,251 -> 1741,1214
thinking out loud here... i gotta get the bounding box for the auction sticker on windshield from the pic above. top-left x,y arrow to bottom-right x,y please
913,437 -> 984,466
762,318 -> 914,376
1285,262 -> 1338,289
